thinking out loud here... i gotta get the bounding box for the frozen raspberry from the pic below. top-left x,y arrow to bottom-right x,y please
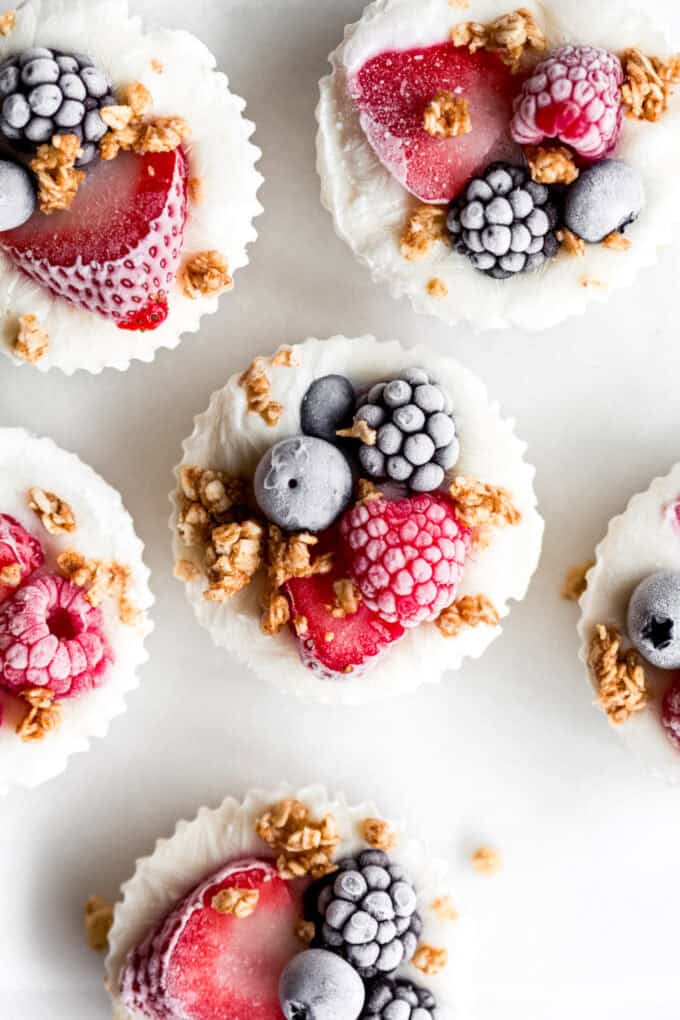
0,574 -> 113,697
0,513 -> 44,605
511,45 -> 623,161
662,678 -> 680,753
340,493 -> 471,628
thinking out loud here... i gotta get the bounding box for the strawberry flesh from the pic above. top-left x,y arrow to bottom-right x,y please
0,513 -> 43,605
349,41 -> 520,203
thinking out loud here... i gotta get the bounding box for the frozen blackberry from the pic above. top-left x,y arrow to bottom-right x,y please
447,161 -> 560,279
304,849 -> 423,979
353,370 -> 458,491
360,978 -> 439,1020
0,47 -> 116,166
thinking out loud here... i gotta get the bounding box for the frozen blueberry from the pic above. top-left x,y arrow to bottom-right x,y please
565,159 -> 645,243
627,571 -> 680,670
301,374 -> 356,444
0,159 -> 36,230
254,435 -> 352,532
279,949 -> 365,1020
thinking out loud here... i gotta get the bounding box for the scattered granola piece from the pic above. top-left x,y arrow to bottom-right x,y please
432,896 -> 459,922
99,82 -> 189,159
356,479 -> 384,506
16,687 -> 62,742
261,526 -> 334,636
261,591 -> 291,636
561,560 -> 594,602
336,418 -> 377,446
57,550 -> 140,625
579,276 -> 605,289
293,614 -> 309,636
31,133 -> 84,214
174,558 -> 202,582
413,944 -> 448,976
449,0 -> 471,8
436,594 -> 500,637
188,175 -> 204,204
452,8 -> 547,72
400,204 -> 448,261
256,799 -> 340,880
13,314 -> 49,364
239,355 -> 295,427
602,231 -> 632,252
179,250 -> 232,299
449,476 -> 521,532
125,81 -> 153,119
28,487 -> 77,536
0,563 -> 21,587
525,144 -> 579,185
427,277 -> 448,299
295,919 -> 316,944
271,347 -> 300,368
0,9 -> 16,35
211,887 -> 260,919
620,47 -> 680,122
204,519 -> 265,602
557,228 -> 586,258
361,818 -> 396,852
471,846 -> 502,874
84,897 -> 114,952
589,624 -> 648,724
423,91 -> 471,137
151,58 -> 165,74
330,579 -> 362,618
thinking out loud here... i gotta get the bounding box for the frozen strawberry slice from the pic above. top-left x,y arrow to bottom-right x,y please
349,40 -> 521,203
0,513 -> 43,605
121,858 -> 299,1020
0,148 -> 188,329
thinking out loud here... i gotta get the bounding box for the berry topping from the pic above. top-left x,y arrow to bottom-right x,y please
564,159 -> 645,243
285,548 -> 404,680
279,948 -> 366,1020
254,436 -> 353,533
662,678 -> 680,752
0,575 -> 113,697
353,369 -> 458,491
0,48 -> 115,166
627,571 -> 680,670
447,161 -> 560,279
340,493 -> 470,628
117,293 -> 169,332
0,159 -> 36,230
301,375 -> 356,444
0,513 -> 43,605
511,45 -> 623,161
305,850 -> 422,979
0,147 -> 188,327
120,858 -> 300,1020
349,41 -> 519,203
360,977 -> 438,1020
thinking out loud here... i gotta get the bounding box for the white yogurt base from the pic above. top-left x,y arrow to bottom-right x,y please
171,335 -> 544,706
578,464 -> 680,784
316,0 -> 680,331
0,428 -> 153,794
0,0 -> 263,374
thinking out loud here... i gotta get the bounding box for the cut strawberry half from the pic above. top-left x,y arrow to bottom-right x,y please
0,513 -> 43,605
349,40 -> 521,203
120,858 -> 300,1020
285,538 -> 405,680
0,148 -> 188,329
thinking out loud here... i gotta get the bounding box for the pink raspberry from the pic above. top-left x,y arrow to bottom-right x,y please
0,513 -> 44,605
511,45 -> 623,161
662,678 -> 680,752
0,575 -> 113,698
340,493 -> 471,628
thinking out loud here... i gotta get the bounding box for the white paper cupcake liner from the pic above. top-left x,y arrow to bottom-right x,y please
577,463 -> 680,784
170,335 -> 543,705
106,783 -> 461,1020
0,0 -> 263,374
0,428 -> 154,794
316,0 -> 680,331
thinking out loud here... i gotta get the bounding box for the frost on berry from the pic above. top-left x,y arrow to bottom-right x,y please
0,513 -> 44,604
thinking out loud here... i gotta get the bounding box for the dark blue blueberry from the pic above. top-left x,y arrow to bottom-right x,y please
301,374 -> 355,444
254,435 -> 352,532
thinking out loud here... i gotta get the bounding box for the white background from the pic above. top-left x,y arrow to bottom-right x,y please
2,1 -> 680,1017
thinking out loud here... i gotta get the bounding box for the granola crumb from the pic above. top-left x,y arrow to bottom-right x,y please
0,10 -> 16,35
579,276 -> 605,289
255,799 -> 340,880
413,944 -> 448,976
589,624 -> 649,724
361,818 -> 396,852
99,82 -> 189,159
525,144 -> 579,185
16,687 -> 62,742
0,563 -> 21,587
620,47 -> 680,122
260,527 -> 334,636
179,250 -> 232,299
557,228 -> 586,258
329,579 -> 362,619
57,550 -> 141,625
295,919 -> 316,944
336,418 -> 377,446
449,476 -> 521,533
356,479 -> 384,506
451,8 -> 547,73
449,0 -> 471,8
271,347 -> 300,368
423,91 -> 471,138
31,133 -> 84,214
561,560 -> 594,602
211,888 -> 259,919
432,896 -> 459,922
400,204 -> 448,262
602,231 -> 632,252
204,519 -> 265,602
13,314 -> 49,364
28,487 -> 77,536
427,277 -> 448,299
84,896 -> 114,952
174,558 -> 202,582
188,176 -> 204,204
239,354 -> 297,427
472,846 -> 502,874
151,58 -> 164,74
436,594 -> 500,638
293,614 -> 309,636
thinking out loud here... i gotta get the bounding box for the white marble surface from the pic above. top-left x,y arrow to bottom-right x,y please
1,0 -> 680,1017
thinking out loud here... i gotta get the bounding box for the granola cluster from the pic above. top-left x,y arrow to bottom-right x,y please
16,687 -> 62,743
400,204 -> 448,262
432,896 -> 459,922
451,7 -> 547,73
30,133 -> 84,214
602,231 -> 631,252
13,315 -> 49,364
620,48 -> 680,122
361,817 -> 396,851
211,887 -> 260,919
436,593 -> 499,638
84,897 -> 114,952
57,550 -> 140,625
557,228 -> 586,258
261,527 -> 334,635
204,520 -> 265,603
588,624 -> 649,724
329,579 -> 362,619
28,487 -> 76,536
255,799 -> 340,880
412,943 -> 448,976
525,144 -> 579,186
0,10 -> 16,36
239,349 -> 299,427
423,91 -> 471,138
179,251 -> 232,300
449,476 -> 521,532
99,82 -> 190,159
471,846 -> 502,874
561,561 -> 594,602
426,277 -> 448,299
